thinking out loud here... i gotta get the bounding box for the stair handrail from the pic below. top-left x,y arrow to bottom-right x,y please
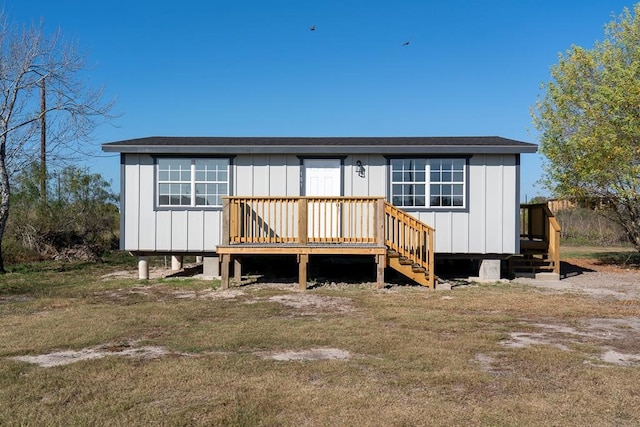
384,202 -> 435,284
546,205 -> 561,275
520,203 -> 561,275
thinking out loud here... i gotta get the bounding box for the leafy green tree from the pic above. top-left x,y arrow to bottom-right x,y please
532,3 -> 640,250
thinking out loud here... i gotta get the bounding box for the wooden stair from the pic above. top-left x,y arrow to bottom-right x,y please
386,250 -> 433,287
513,204 -> 561,277
511,240 -> 557,274
383,202 -> 436,288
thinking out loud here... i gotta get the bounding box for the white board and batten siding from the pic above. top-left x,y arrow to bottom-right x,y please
122,154 -> 223,252
346,153 -> 519,255
121,153 -> 520,255
406,154 -> 520,254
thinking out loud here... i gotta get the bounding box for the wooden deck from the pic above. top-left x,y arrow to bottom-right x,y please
217,197 -> 435,289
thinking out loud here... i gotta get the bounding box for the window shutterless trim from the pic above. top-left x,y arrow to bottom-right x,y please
153,156 -> 234,210
386,156 -> 469,211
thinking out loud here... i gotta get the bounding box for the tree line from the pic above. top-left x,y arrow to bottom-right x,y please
4,164 -> 118,264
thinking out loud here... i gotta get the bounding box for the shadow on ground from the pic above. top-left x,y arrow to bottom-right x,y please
561,261 -> 596,278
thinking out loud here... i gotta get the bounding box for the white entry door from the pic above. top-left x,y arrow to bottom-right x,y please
304,159 -> 341,239
304,159 -> 341,197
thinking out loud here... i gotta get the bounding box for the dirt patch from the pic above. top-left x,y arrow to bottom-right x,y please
601,350 -> 640,366
474,353 -> 512,376
174,289 -> 246,300
101,264 -> 204,281
266,294 -> 354,314
475,314 -> 640,374
10,341 -> 172,368
257,348 -> 351,361
563,256 -> 639,273
496,317 -> 640,367
101,268 -> 169,281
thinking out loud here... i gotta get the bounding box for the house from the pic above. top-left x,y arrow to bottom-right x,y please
102,136 -> 556,288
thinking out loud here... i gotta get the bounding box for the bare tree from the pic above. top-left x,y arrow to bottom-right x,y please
0,15 -> 113,272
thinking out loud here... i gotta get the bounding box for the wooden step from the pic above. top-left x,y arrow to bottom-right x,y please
518,260 -> 552,266
386,255 -> 433,288
512,253 -> 556,273
513,265 -> 555,272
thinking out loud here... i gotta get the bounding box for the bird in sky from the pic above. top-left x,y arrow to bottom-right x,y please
402,41 -> 410,46
310,25 -> 316,31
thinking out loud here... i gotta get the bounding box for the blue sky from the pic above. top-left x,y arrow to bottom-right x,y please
7,0 -> 635,201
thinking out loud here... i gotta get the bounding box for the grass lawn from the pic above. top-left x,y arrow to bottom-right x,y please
1,252 -> 640,426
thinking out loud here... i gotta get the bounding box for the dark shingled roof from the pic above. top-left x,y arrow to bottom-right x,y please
102,136 -> 537,155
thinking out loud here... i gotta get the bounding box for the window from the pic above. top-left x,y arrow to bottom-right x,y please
391,159 -> 426,207
390,158 -> 465,208
157,158 -> 229,207
429,159 -> 465,207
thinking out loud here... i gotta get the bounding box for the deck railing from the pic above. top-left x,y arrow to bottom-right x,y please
221,196 -> 436,287
520,203 -> 561,274
223,197 -> 384,245
384,202 -> 435,283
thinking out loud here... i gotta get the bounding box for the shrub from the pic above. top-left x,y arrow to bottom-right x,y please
556,207 -> 627,246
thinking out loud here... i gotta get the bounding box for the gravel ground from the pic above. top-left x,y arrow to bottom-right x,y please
515,258 -> 640,300
103,257 -> 640,300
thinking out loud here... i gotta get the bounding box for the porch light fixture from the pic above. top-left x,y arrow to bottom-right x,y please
356,160 -> 366,178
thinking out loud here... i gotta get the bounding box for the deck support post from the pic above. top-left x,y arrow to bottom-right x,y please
234,258 -> 242,284
298,253 -> 308,290
138,256 -> 149,280
221,254 -> 231,289
376,253 -> 385,288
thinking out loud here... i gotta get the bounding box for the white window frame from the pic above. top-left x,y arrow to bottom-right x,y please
157,158 -> 230,208
390,157 -> 466,209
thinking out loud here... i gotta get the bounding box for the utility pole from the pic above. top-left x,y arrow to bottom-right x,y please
40,78 -> 47,204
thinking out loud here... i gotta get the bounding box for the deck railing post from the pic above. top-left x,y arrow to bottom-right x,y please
375,198 -> 385,246
299,198 -> 308,245
222,198 -> 230,245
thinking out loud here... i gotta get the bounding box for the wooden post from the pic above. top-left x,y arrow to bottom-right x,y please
376,253 -> 385,289
234,257 -> 242,284
222,198 -> 230,245
298,253 -> 308,290
427,229 -> 435,288
221,254 -> 230,289
375,198 -> 385,246
298,198 -> 308,245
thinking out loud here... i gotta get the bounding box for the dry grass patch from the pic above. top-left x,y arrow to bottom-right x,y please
2,261 -> 640,425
